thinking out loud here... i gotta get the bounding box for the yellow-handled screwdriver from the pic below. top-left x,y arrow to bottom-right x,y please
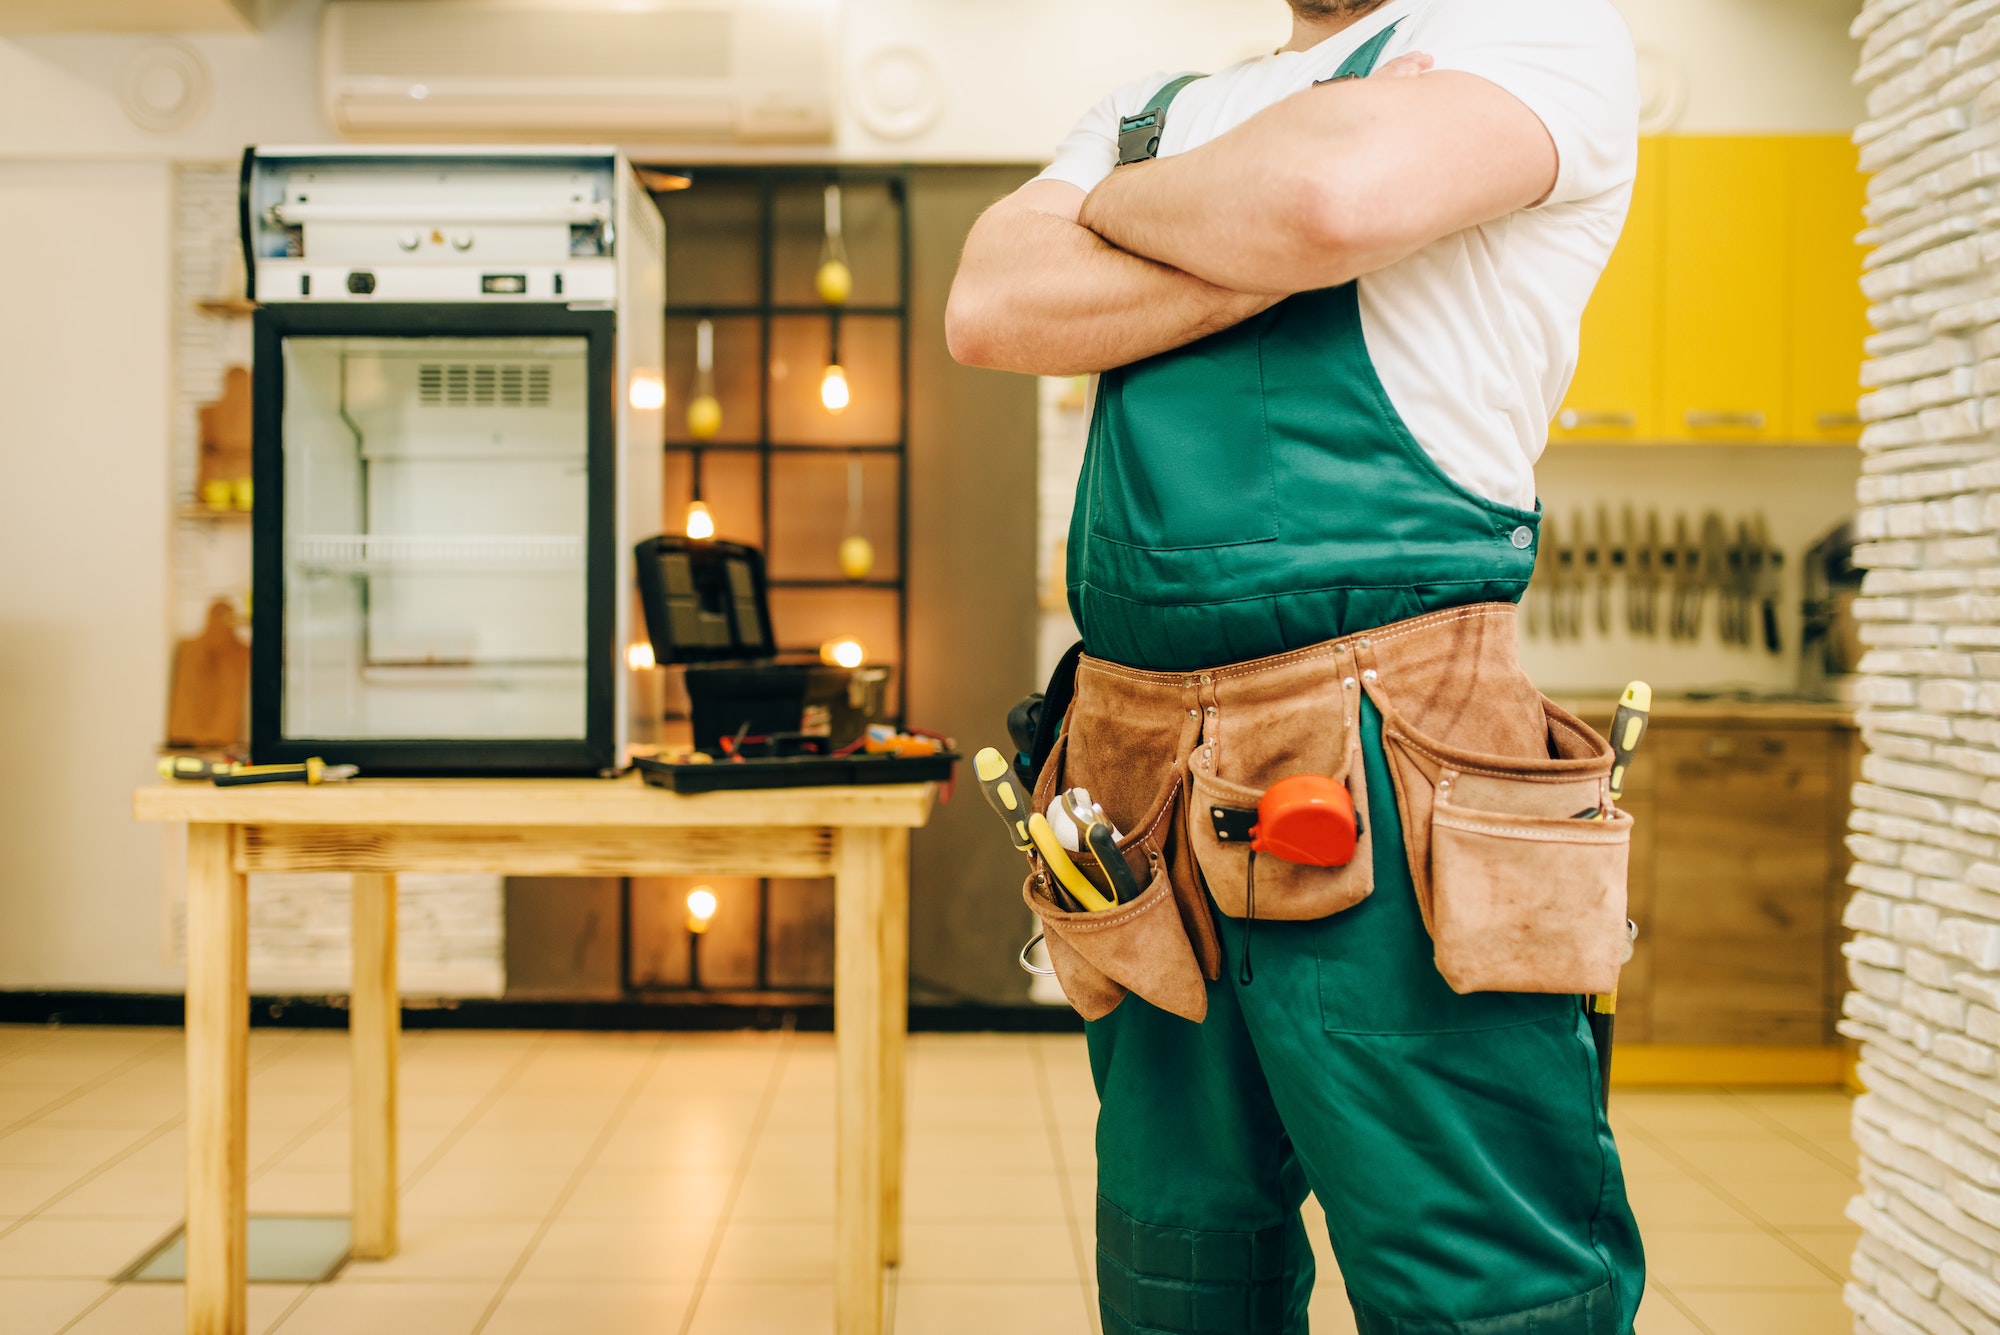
1589,679 -> 1652,1110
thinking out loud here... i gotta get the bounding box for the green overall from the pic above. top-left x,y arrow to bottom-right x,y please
1066,28 -> 1646,1335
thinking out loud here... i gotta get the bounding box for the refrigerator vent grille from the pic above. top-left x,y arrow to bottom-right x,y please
418,363 -> 552,407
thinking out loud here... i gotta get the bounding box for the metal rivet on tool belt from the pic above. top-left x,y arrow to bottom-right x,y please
1512,526 -> 1533,549
1343,677 -> 1356,690
1362,669 -> 1378,683
1188,709 -> 1199,718
1200,674 -> 1212,684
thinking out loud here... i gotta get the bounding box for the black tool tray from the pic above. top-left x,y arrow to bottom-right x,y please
635,751 -> 958,795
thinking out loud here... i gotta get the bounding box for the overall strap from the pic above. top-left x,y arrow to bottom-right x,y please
1117,73 -> 1205,166
1316,18 -> 1404,84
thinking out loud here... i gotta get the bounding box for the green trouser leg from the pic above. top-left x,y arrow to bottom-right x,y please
1088,698 -> 1645,1335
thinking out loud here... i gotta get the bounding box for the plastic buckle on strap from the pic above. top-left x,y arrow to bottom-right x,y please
1117,108 -> 1168,166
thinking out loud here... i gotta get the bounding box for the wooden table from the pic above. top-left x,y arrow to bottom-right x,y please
135,775 -> 935,1335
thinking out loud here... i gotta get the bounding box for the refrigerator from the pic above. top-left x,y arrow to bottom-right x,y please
242,146 -> 665,773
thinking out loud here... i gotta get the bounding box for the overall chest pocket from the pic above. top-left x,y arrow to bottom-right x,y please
1089,319 -> 1279,552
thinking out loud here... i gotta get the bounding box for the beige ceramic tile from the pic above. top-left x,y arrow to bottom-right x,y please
0,1124 -> 155,1170
901,1170 -> 1069,1222
737,1128 -> 834,1175
40,1165 -> 187,1218
425,1127 -> 600,1174
0,1217 -> 179,1279
1782,1227 -> 1859,1278
335,1214 -> 541,1282
1305,1284 -> 1360,1335
1664,1136 -> 1855,1183
0,1166 -> 88,1214
1614,1093 -> 1776,1138
559,1169 -> 735,1224
1611,1138 -> 1698,1182
59,1280 -> 307,1335
894,1280 -> 1094,1335
247,1169 -> 353,1216
905,1127 -> 1059,1175
399,1168 -> 574,1220
1643,1227 -> 1842,1291
0,1088 -> 71,1126
595,1121 -> 755,1172
730,1169 -> 834,1221
906,1092 -> 1045,1131
0,1278 -> 111,1335
707,1220 -> 835,1282
513,1217 -> 712,1283
1719,1174 -> 1862,1230
1632,1286 -> 1706,1334
1623,1174 -> 1758,1229
1673,1286 -> 1854,1334
481,1280 -> 697,1335
268,1279 -> 498,1335
899,1221 -> 1083,1283
685,1280 -> 832,1335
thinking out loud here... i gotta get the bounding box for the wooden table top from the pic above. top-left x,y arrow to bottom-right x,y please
135,772 -> 937,830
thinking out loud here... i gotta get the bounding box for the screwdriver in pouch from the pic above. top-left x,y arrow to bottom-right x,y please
976,747 -> 1086,912
1585,679 -> 1652,1110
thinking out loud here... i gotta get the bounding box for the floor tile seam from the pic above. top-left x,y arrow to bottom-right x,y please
45,1278 -> 120,1335
0,1115 -> 188,1245
1620,1120 -> 1848,1286
676,1025 -> 796,1335
246,1094 -> 351,1181
1645,1278 -> 1717,1335
396,1035 -> 550,1194
0,1045 -> 175,1143
1716,1088 -> 1860,1181
1028,1036 -> 1102,1335
466,1035 -> 673,1335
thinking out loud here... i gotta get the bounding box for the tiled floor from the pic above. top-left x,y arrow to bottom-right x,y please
0,1024 -> 1858,1334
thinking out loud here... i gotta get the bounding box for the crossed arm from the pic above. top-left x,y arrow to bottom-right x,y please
945,61 -> 1559,377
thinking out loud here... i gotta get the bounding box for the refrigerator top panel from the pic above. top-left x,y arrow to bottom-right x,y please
244,147 -> 622,304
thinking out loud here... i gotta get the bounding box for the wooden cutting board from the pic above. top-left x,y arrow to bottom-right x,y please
166,599 -> 249,749
198,365 -> 252,489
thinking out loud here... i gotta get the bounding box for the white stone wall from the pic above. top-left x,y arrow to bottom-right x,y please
1843,4 -> 2000,1332
166,164 -> 504,999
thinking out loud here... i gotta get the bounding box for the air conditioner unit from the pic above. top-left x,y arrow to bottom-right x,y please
321,0 -> 837,142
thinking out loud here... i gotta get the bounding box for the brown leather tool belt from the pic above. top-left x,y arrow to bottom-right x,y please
1022,603 -> 1632,1024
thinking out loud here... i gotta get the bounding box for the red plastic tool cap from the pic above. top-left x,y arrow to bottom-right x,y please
1251,775 -> 1358,868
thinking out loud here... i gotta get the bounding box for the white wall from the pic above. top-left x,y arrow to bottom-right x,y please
0,0 -> 1866,991
0,161 -> 178,990
0,0 -> 1863,168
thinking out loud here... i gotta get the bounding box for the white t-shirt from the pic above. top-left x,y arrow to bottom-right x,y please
1039,0 -> 1639,511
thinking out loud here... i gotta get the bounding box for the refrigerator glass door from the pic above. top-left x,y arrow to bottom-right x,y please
281,335 -> 590,740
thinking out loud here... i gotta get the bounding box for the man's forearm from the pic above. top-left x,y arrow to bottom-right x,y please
1079,71 -> 1558,294
946,186 -> 1273,377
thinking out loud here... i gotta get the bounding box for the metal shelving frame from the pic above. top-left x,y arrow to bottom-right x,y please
649,166 -> 912,714
638,165 -> 911,999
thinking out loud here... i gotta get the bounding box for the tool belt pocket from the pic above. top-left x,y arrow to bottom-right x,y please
1381,696 -> 1631,996
1022,728 -> 1209,1023
1185,735 -> 1373,920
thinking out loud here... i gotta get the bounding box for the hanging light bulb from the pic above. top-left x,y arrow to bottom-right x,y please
839,454 -> 874,581
820,363 -> 850,414
687,318 -> 722,440
684,499 -> 715,541
821,312 -> 849,415
686,886 -> 717,934
820,636 -> 866,669
626,641 -> 656,671
817,182 -> 852,306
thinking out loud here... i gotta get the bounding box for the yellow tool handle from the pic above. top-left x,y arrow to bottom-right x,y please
1607,680 -> 1652,804
1027,812 -> 1116,913
973,747 -> 1034,853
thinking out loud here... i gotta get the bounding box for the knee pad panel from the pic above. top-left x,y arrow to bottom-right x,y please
1096,1197 -> 1311,1335
1350,1279 -> 1621,1335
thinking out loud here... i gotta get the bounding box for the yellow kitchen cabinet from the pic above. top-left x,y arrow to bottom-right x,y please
1660,136 -> 1792,443
1788,136 -> 1870,443
1551,137 -> 1663,442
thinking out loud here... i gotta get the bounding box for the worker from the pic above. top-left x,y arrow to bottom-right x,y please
946,2 -> 1645,1333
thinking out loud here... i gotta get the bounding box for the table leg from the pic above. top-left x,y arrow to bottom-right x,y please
834,827 -> 889,1335
185,823 -> 247,1335
350,873 -> 399,1260
878,827 -> 909,1270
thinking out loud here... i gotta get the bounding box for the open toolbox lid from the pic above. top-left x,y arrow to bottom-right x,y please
633,535 -> 778,665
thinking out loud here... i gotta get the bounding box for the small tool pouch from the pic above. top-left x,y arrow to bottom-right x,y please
1019,667 -> 1217,1022
1377,689 -> 1631,996
1183,652 -> 1374,920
